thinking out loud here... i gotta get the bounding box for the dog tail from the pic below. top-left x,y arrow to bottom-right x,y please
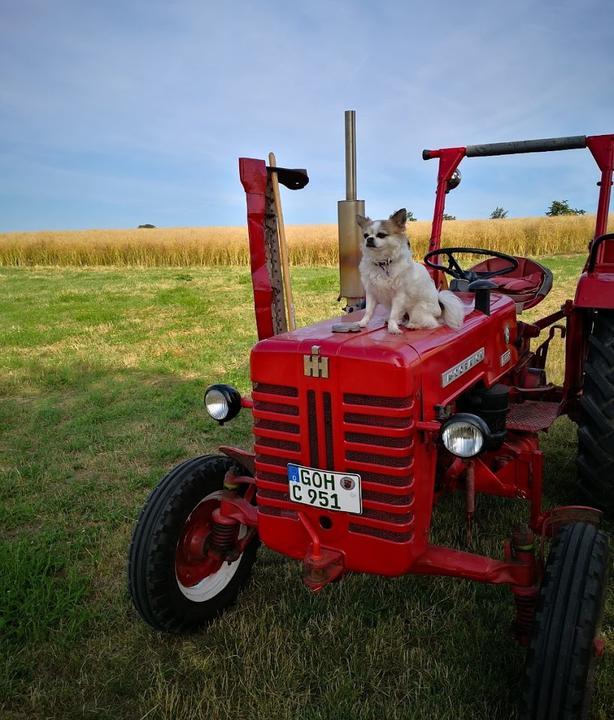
438,290 -> 464,330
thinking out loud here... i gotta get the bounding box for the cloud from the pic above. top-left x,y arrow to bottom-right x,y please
1,0 -> 613,229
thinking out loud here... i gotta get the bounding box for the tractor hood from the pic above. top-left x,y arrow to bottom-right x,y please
251,292 -> 517,416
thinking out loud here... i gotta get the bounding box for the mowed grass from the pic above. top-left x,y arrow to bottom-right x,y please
0,214 -> 609,267
0,258 -> 612,720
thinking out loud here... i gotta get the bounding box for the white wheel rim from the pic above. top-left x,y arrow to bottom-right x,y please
175,490 -> 247,603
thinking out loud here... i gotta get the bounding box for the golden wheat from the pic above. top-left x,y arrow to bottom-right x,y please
0,215 -> 605,267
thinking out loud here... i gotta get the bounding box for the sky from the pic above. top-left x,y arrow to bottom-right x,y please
1,0 -> 613,231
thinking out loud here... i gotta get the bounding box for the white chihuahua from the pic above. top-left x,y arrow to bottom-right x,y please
357,209 -> 464,334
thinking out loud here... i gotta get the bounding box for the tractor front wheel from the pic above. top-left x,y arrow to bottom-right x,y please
128,454 -> 259,633
521,522 -> 609,720
577,310 -> 614,514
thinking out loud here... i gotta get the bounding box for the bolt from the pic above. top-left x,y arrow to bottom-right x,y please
340,476 -> 355,491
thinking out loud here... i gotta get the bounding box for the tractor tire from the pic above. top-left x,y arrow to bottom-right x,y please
128,454 -> 259,633
520,522 -> 609,720
577,310 -> 614,514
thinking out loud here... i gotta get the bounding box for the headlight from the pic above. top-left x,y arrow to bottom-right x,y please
204,384 -> 242,424
441,414 -> 489,458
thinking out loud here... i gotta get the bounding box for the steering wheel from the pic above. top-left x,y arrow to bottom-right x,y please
424,247 -> 519,281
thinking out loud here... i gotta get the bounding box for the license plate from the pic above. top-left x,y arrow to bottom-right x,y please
287,464 -> 362,514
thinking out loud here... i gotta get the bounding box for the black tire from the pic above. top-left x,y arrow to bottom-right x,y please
128,454 -> 259,633
577,310 -> 614,513
521,522 -> 609,720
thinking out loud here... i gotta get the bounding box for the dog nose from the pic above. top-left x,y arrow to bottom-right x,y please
366,237 -> 375,247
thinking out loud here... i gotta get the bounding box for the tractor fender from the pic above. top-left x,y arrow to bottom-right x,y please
219,445 -> 255,476
574,271 -> 614,309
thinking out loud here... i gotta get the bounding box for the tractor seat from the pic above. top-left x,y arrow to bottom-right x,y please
469,256 -> 553,310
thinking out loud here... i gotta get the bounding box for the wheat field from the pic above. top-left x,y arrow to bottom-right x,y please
0,215 -> 606,267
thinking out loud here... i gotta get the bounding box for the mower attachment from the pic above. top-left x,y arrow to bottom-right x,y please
240,158 -> 310,340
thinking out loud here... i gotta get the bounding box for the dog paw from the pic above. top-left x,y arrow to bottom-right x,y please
387,323 -> 402,335
358,319 -> 369,328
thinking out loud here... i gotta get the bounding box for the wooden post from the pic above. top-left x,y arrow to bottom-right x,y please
268,152 -> 296,331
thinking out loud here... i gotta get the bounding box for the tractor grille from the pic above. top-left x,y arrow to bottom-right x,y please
253,383 -> 415,543
253,382 -> 301,520
342,393 -> 415,543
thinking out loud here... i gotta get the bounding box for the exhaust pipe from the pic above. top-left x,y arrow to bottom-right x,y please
337,110 -> 365,312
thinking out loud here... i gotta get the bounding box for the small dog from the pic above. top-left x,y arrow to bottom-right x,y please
357,208 -> 464,334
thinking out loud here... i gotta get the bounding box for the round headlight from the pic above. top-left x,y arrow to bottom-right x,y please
441,414 -> 488,458
204,384 -> 242,424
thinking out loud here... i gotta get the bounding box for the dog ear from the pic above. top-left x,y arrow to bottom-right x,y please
356,214 -> 370,229
389,209 -> 407,227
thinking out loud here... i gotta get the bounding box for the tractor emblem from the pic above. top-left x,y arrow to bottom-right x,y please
441,347 -> 485,387
304,345 -> 329,378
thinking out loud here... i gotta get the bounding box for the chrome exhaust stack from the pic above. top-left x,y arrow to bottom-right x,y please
337,110 -> 365,312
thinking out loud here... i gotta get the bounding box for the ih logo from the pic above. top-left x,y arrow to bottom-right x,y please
304,345 -> 329,378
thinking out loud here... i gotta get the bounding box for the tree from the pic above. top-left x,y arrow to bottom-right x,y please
406,210 -> 417,222
546,200 -> 586,216
443,213 -> 456,221
490,206 -> 508,219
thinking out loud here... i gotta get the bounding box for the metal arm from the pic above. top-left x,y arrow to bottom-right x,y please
466,135 -> 587,157
423,135 -> 587,160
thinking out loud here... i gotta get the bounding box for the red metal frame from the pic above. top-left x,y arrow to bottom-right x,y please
411,544 -> 534,586
443,434 -> 545,528
239,158 -> 277,341
425,135 -> 614,413
586,135 -> 614,242
426,135 -> 613,260
575,136 -> 614,316
426,147 -> 465,287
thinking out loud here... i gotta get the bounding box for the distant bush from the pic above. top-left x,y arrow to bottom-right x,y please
546,200 -> 585,216
490,207 -> 508,219
443,213 -> 456,221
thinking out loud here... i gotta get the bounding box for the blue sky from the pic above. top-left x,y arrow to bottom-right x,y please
1,0 -> 613,231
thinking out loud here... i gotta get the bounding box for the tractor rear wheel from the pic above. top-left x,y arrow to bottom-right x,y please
128,454 -> 259,633
577,310 -> 614,513
520,522 -> 609,720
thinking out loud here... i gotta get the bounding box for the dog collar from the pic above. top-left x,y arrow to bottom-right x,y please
373,259 -> 392,276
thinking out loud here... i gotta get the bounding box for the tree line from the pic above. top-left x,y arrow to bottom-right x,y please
406,200 -> 586,221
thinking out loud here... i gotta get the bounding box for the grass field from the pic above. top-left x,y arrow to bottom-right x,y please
0,257 -> 612,719
0,214 -> 607,267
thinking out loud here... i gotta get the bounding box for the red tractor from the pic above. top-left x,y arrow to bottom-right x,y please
128,120 -> 613,720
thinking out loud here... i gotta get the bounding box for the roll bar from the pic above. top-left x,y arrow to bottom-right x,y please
421,133 -> 614,278
423,135 -> 587,160
466,135 -> 587,158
